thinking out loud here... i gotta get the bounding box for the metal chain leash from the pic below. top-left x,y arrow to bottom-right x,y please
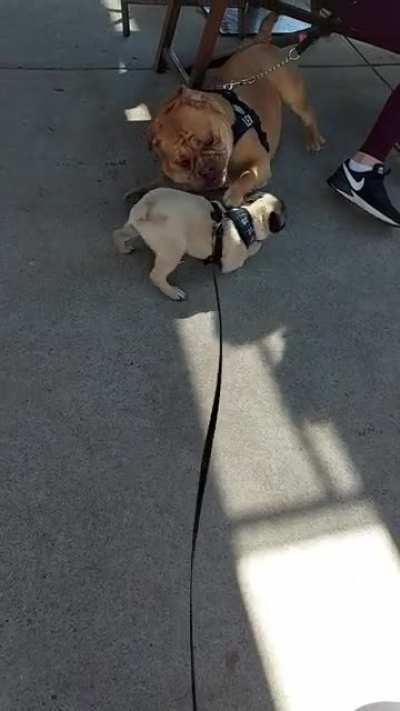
211,46 -> 301,91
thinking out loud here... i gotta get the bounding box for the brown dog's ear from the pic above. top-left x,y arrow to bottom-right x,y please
174,85 -> 212,110
147,87 -> 187,152
158,85 -> 188,115
258,12 -> 278,43
179,85 -> 205,103
147,120 -> 161,153
154,85 -> 212,122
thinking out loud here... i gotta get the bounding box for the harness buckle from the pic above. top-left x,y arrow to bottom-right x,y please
288,47 -> 301,61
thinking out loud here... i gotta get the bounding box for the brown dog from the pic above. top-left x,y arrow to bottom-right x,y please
149,24 -> 325,207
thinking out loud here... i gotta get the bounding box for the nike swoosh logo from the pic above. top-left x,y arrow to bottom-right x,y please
343,163 -> 365,192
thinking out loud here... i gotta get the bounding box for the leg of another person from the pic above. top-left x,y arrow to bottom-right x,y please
359,85 -> 400,164
328,85 -> 400,227
324,0 -> 400,54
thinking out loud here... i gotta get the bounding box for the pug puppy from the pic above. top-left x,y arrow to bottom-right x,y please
148,24 -> 325,207
113,187 -> 285,301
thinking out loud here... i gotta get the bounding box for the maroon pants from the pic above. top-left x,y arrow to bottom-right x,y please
360,86 -> 400,162
331,0 -> 400,161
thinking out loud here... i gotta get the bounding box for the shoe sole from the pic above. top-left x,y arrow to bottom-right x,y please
328,181 -> 400,228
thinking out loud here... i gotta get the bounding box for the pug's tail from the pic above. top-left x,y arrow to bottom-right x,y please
131,194 -> 167,226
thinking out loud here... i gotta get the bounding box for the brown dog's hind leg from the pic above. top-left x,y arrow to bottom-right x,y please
291,95 -> 326,152
279,71 -> 326,152
294,98 -> 326,152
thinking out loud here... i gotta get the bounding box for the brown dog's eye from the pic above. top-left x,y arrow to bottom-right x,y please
179,158 -> 191,169
204,136 -> 214,147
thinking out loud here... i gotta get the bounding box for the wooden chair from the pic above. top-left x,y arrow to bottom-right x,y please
120,1 -> 261,80
121,0 -> 249,40
186,1 -> 340,86
120,0 -> 340,87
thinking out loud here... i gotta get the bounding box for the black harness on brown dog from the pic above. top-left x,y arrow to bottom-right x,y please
212,89 -> 270,153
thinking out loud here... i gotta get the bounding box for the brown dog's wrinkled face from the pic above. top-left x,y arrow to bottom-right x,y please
149,87 -> 233,192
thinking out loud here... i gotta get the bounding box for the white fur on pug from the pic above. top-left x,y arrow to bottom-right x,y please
113,187 -> 284,301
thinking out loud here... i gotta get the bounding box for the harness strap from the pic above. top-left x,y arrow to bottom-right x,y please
204,201 -> 224,267
205,201 -> 258,266
214,89 -> 270,153
226,206 -> 255,248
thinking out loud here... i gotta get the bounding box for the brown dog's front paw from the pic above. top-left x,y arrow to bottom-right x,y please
306,128 -> 327,153
223,185 -> 244,208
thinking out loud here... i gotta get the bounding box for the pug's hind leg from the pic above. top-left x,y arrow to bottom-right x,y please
150,253 -> 187,301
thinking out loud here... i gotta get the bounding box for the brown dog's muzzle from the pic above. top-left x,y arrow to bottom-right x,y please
196,152 -> 227,189
198,164 -> 224,189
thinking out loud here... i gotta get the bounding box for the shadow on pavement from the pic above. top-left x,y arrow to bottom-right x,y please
1,2 -> 278,710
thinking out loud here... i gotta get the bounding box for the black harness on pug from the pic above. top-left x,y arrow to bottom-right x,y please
226,207 -> 256,247
212,89 -> 270,153
204,201 -> 257,267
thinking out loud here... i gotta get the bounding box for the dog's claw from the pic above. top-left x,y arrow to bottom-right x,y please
306,133 -> 326,153
171,287 -> 187,302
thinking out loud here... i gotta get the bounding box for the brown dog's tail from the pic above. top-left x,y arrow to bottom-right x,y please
256,12 -> 279,44
185,11 -> 279,74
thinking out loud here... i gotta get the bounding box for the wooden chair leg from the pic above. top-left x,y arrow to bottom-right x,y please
189,0 -> 229,88
121,0 -> 130,37
154,0 -> 183,73
238,1 -> 248,40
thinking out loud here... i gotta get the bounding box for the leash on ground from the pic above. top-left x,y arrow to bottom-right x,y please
190,265 -> 223,711
188,29 -> 326,707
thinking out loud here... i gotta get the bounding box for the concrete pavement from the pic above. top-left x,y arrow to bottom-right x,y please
1,3 -> 400,710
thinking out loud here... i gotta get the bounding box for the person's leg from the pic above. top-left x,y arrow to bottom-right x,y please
328,85 -> 400,227
326,0 -> 400,54
358,84 -> 400,164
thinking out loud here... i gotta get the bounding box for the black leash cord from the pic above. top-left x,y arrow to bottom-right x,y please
190,266 -> 223,711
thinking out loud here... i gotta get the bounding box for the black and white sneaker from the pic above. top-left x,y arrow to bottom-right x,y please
327,160 -> 400,227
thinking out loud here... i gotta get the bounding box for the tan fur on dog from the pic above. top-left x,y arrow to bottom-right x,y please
113,187 -> 285,300
149,22 -> 325,206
